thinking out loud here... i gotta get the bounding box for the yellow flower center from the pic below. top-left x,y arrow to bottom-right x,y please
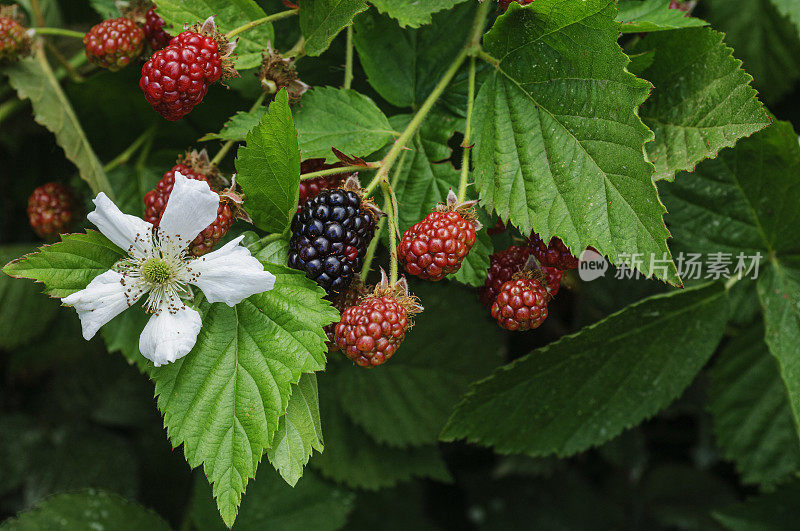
142,258 -> 173,284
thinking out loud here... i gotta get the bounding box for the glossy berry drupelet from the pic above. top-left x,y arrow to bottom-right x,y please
298,159 -> 350,207
397,191 -> 479,281
288,188 -> 376,294
140,18 -> 231,121
529,233 -> 579,270
335,295 -> 409,367
83,17 -> 144,71
479,245 -> 562,308
27,182 -> 78,239
144,7 -> 171,50
143,162 -> 232,256
491,278 -> 550,331
324,277 -> 367,350
0,15 -> 28,63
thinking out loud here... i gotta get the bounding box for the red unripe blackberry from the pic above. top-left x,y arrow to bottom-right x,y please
335,295 -> 409,367
529,233 -> 579,270
479,245 -> 561,308
298,159 -> 350,207
397,191 -> 479,281
491,277 -> 549,331
288,185 -> 377,294
143,159 -> 232,256
669,0 -> 692,12
27,182 -> 78,239
140,18 -> 233,121
83,17 -> 144,71
0,15 -> 28,63
325,278 -> 367,350
144,7 -> 171,50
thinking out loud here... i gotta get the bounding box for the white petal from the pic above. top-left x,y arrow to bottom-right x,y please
62,270 -> 146,340
87,193 -> 153,256
139,305 -> 202,367
159,172 -> 220,250
189,236 -> 276,306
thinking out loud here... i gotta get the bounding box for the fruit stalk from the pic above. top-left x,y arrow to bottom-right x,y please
343,25 -> 354,89
363,0 -> 492,196
225,9 -> 299,39
31,27 -> 85,39
458,56 -> 477,202
300,163 -> 380,180
381,180 -> 399,284
104,125 -> 156,172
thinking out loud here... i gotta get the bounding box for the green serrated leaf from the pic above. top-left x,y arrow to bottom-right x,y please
268,373 -> 324,486
708,324 -> 800,486
0,245 -> 60,349
3,47 -> 113,197
441,283 -> 729,457
299,0 -> 369,57
771,0 -> 800,33
369,0 -> 469,28
200,107 -> 267,142
353,3 -> 474,107
704,0 -> 800,104
150,263 -> 336,527
331,281 -> 501,447
3,231 -> 126,299
0,490 -> 170,531
312,379 -> 451,489
472,0 -> 677,283
295,87 -> 396,162
713,480 -> 800,530
236,90 -> 301,234
632,27 -> 770,181
253,237 -> 291,265
191,469 -> 354,531
616,0 -> 708,33
155,0 -> 275,70
660,120 -> 800,257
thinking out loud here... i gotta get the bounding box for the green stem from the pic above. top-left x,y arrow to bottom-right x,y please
363,0 -> 492,197
210,93 -> 266,167
301,163 -> 380,181
225,9 -> 298,39
476,49 -> 499,67
30,0 -> 45,26
285,36 -> 306,60
382,180 -> 399,284
458,56 -> 477,202
33,27 -> 85,39
44,41 -> 84,83
104,126 -> 157,172
343,25 -> 354,89
136,128 -> 156,171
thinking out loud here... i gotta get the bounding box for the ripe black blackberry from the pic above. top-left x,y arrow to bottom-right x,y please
288,188 -> 377,294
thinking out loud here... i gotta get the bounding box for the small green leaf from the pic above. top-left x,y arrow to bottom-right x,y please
3,47 -> 113,197
616,0 -> 708,33
236,90 -> 301,234
313,376 -> 450,489
298,0 -> 369,57
441,283 -> 729,457
295,87 -> 396,162
190,470 -> 354,531
331,282 -> 501,447
354,3 -> 474,107
703,0 -> 800,104
150,264 -> 337,527
713,480 -> 800,530
471,0 -> 677,283
267,373 -> 324,486
1,490 -> 170,531
708,324 -> 800,486
369,0 -> 469,28
155,0 -> 275,70
200,107 -> 267,142
633,27 -> 770,181
3,231 -> 126,298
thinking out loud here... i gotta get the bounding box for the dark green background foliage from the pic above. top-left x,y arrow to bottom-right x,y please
2,0 -> 800,529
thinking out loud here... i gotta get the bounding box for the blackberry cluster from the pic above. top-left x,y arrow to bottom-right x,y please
397,210 -> 477,281
144,7 -> 171,50
0,15 -> 27,63
140,29 -> 223,121
288,189 -> 376,294
491,278 -> 549,331
529,233 -> 579,270
83,17 -> 144,71
27,182 -> 78,239
479,245 -> 561,308
335,295 -> 409,367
